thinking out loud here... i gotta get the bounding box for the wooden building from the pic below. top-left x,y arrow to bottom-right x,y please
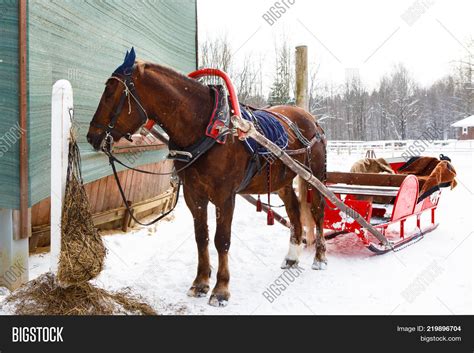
451,115 -> 474,140
0,0 -> 197,289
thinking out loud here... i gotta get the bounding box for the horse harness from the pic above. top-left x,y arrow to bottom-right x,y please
94,66 -> 323,226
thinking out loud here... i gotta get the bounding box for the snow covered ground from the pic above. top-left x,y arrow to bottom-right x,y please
1,148 -> 472,315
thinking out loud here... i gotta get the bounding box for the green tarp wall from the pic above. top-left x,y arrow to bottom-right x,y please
0,0 -> 197,209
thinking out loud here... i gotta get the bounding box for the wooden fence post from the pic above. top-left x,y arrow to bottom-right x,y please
50,80 -> 73,275
295,45 -> 309,111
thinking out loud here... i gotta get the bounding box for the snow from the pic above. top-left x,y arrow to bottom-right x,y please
1,148 -> 472,315
451,115 -> 474,128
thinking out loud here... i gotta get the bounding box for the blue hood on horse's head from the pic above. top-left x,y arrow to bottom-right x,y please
113,47 -> 136,75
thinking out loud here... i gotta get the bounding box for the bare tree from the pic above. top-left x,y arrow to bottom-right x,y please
268,40 -> 293,106
199,35 -> 266,106
453,38 -> 473,116
199,34 -> 232,72
234,54 -> 266,107
387,64 -> 420,139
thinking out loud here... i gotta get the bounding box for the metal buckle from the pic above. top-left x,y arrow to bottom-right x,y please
104,132 -> 113,145
102,132 -> 114,153
169,150 -> 193,159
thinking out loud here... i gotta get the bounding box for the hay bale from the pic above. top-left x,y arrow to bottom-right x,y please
3,273 -> 156,315
56,133 -> 106,286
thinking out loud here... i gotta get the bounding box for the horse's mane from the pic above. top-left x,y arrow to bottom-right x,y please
142,61 -> 209,94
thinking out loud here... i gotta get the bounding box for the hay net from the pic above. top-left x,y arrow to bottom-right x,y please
0,127 -> 157,315
56,129 -> 106,287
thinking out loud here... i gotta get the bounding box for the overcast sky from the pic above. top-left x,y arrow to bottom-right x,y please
198,0 -> 473,91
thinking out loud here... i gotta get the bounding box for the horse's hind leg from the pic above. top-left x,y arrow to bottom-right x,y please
184,186 -> 212,298
298,177 -> 328,270
278,184 -> 304,269
311,192 -> 328,270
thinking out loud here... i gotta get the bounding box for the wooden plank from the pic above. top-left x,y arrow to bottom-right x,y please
94,176 -> 109,213
35,198 -> 50,226
18,0 -> 29,239
93,209 -> 125,226
327,172 -> 407,187
86,176 -> 101,212
102,175 -> 116,211
31,201 -> 41,227
125,169 -> 136,203
135,166 -> 149,202
328,185 -> 399,197
106,170 -> 124,211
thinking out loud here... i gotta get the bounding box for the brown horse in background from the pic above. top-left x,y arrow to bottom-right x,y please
87,53 -> 327,307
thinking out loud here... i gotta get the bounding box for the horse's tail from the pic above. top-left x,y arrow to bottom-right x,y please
297,176 -> 316,245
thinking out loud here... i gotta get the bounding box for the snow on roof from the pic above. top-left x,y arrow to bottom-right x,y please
452,115 -> 474,128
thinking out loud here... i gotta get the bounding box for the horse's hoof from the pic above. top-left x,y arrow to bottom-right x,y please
187,284 -> 210,298
281,259 -> 299,269
312,260 -> 328,271
208,294 -> 229,307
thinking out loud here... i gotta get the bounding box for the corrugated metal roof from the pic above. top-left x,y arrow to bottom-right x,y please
0,0 -> 197,209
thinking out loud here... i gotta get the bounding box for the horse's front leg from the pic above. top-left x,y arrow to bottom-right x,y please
184,186 -> 211,298
209,195 -> 236,307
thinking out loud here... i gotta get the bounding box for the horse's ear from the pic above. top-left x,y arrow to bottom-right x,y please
129,47 -> 136,63
113,48 -> 136,75
123,47 -> 136,69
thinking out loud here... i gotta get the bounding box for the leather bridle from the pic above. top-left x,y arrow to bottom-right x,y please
90,65 -> 148,146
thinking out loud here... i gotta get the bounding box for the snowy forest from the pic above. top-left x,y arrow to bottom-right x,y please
199,37 -> 473,141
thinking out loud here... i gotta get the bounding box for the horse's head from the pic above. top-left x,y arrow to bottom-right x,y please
87,48 -> 148,151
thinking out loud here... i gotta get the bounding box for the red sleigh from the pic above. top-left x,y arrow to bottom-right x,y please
324,158 -> 440,254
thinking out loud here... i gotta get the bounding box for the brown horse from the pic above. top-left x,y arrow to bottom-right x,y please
87,52 -> 327,307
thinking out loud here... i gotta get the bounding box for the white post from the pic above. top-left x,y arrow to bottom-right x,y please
50,80 -> 73,274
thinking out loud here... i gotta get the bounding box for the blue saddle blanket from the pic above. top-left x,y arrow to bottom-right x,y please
240,106 -> 288,155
